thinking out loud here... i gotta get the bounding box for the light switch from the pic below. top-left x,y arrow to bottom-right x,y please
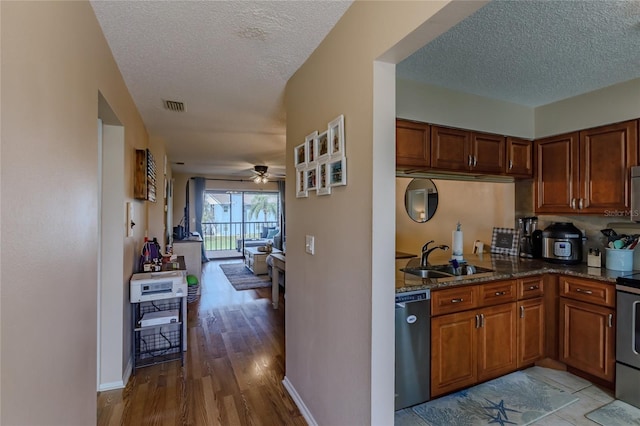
126,202 -> 134,237
305,235 -> 315,255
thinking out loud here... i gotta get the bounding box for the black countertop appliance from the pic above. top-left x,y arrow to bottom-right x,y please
541,222 -> 583,264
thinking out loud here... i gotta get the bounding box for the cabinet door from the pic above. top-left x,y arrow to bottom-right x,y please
506,137 -> 533,177
579,120 -> 638,213
431,310 -> 477,397
534,132 -> 580,214
431,126 -> 471,172
396,119 -> 430,169
559,298 -> 615,382
477,303 -> 517,382
517,298 -> 545,368
471,132 -> 505,174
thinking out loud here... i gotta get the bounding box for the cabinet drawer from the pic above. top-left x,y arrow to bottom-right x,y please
479,280 -> 517,307
518,276 -> 544,299
560,276 -> 615,307
432,286 -> 478,316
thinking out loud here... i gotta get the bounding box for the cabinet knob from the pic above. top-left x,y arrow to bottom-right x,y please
526,285 -> 539,291
575,288 -> 593,295
494,291 -> 506,296
451,298 -> 464,303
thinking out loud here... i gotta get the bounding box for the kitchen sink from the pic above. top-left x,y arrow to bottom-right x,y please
429,264 -> 494,276
400,267 -> 454,279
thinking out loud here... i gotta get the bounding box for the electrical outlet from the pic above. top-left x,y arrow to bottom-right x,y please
305,235 -> 315,255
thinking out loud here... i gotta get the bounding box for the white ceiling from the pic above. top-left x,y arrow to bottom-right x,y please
398,0 -> 640,107
91,0 -> 352,178
92,1 -> 640,178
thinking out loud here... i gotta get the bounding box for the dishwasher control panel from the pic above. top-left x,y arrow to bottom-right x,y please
395,289 -> 430,303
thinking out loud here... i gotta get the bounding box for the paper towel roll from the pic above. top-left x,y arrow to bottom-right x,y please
452,230 -> 463,256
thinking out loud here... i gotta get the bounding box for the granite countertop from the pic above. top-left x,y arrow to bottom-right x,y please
395,252 -> 633,293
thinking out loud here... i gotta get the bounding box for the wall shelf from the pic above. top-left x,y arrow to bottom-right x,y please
134,148 -> 156,202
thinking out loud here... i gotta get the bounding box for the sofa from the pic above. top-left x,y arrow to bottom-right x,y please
236,226 -> 280,252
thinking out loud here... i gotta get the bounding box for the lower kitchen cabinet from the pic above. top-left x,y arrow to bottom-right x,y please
517,297 -> 545,368
431,284 -> 517,397
559,297 -> 615,382
431,310 -> 478,396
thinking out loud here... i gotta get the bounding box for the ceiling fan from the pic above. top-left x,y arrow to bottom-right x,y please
252,165 -> 270,183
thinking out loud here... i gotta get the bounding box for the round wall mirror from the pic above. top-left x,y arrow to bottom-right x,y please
404,178 -> 438,223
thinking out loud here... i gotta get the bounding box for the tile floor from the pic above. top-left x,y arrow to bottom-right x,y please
398,366 -> 617,426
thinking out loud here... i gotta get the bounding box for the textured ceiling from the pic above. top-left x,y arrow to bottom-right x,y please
398,0 -> 640,107
91,1 -> 352,177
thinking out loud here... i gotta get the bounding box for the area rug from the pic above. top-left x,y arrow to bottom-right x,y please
586,400 -> 640,426
395,370 -> 579,426
219,263 -> 271,290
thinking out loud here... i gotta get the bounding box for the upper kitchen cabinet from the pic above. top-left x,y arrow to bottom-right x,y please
431,125 -> 505,174
535,120 -> 638,214
396,119 -> 430,170
506,137 -> 533,178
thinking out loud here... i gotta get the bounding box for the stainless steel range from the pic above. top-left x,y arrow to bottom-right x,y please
615,273 -> 640,408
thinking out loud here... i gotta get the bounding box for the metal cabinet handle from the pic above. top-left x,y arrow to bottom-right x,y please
475,314 -> 480,328
576,288 -> 593,295
579,198 -> 584,209
494,291 -> 506,296
480,313 -> 484,327
608,313 -> 613,328
509,160 -> 513,170
520,306 -> 525,318
468,155 -> 472,166
451,298 -> 464,303
526,285 -> 539,291
571,198 -> 576,209
473,156 -> 478,167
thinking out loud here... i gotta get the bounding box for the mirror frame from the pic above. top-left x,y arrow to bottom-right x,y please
404,178 -> 438,223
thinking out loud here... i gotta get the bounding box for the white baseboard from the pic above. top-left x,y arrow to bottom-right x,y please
282,376 -> 317,426
98,358 -> 132,392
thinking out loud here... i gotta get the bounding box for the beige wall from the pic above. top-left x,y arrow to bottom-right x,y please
1,2 -> 148,424
284,2 -> 484,424
396,178 -> 515,256
535,77 -> 640,138
397,79 -> 535,138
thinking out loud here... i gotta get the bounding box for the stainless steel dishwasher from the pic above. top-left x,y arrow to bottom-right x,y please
395,289 -> 430,410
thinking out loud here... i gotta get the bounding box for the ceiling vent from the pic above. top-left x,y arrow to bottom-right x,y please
163,99 -> 185,112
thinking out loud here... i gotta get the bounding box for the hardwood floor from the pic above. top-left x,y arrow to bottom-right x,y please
97,260 -> 305,425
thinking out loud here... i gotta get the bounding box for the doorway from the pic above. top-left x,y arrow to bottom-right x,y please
202,190 -> 280,259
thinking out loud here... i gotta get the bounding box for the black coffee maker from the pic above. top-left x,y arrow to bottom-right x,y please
518,216 -> 541,258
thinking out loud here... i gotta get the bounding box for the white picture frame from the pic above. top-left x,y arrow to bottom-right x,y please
328,114 -> 345,158
307,167 -> 317,191
296,168 -> 308,198
317,162 -> 331,196
294,142 -> 307,168
328,157 -> 347,187
490,227 -> 520,256
317,130 -> 330,160
305,131 -> 318,166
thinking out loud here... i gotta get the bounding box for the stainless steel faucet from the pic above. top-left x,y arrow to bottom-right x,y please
420,241 -> 450,267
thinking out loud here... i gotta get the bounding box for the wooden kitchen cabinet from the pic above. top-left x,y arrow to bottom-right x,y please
517,276 -> 545,368
506,137 -> 533,177
431,125 -> 505,174
431,280 -> 517,397
517,297 -> 545,368
559,276 -> 616,383
396,119 -> 430,170
535,120 -> 637,214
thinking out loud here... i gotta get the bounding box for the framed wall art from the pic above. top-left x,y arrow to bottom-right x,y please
317,130 -> 330,160
296,168 -> 308,198
328,114 -> 345,158
317,162 -> 331,196
328,157 -> 347,187
307,167 -> 317,191
490,227 -> 520,256
305,131 -> 318,166
294,142 -> 307,168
